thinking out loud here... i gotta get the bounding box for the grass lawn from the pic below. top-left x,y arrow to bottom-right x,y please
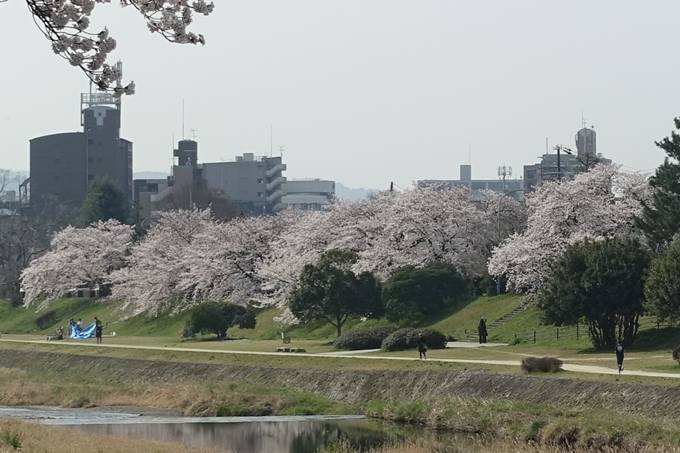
429,294 -> 522,340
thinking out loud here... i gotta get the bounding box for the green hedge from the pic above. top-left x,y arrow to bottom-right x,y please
333,326 -> 398,350
381,328 -> 447,351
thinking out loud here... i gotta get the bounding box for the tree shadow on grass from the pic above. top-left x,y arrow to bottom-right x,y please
632,326 -> 680,352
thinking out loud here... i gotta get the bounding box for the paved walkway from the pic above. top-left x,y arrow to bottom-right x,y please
2,338 -> 679,379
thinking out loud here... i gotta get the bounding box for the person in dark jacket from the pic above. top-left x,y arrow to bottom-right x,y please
478,318 -> 488,344
615,341 -> 625,373
417,333 -> 428,360
95,317 -> 103,344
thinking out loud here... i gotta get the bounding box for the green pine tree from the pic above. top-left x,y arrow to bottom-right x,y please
637,117 -> 680,251
77,176 -> 129,227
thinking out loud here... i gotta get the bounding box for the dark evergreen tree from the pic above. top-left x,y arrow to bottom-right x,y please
288,249 -> 383,337
539,238 -> 650,350
637,117 -> 680,251
645,236 -> 680,323
183,302 -> 256,340
77,176 -> 129,227
382,262 -> 467,323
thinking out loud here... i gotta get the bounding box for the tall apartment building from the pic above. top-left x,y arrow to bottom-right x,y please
202,153 -> 287,214
30,86 -> 133,207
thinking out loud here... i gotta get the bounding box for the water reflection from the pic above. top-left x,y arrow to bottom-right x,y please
61,419 -> 393,453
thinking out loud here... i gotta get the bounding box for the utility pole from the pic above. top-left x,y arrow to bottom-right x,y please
553,145 -> 573,181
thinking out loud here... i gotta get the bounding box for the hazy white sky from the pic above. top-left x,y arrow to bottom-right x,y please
1,1 -> 678,189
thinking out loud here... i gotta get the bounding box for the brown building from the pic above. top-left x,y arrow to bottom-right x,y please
30,91 -> 133,207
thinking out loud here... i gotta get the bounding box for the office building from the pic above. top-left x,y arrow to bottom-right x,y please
30,80 -> 133,206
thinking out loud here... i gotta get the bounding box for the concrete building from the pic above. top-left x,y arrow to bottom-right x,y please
523,125 -> 610,193
419,165 -> 524,201
281,180 -> 335,210
30,86 -> 133,207
576,127 -> 596,158
202,153 -> 287,214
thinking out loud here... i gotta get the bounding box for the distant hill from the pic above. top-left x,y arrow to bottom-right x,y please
335,182 -> 377,201
134,171 -> 170,180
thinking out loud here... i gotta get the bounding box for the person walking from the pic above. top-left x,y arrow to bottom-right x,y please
478,318 -> 488,344
95,317 -> 103,344
615,341 -> 626,374
417,333 -> 428,360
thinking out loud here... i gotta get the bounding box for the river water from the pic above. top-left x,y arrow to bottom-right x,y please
0,407 -> 400,453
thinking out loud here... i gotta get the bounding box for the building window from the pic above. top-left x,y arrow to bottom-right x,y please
257,179 -> 263,184
88,139 -> 94,145
88,157 -> 94,163
257,192 -> 263,198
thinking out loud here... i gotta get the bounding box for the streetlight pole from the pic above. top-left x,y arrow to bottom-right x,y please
496,188 -> 525,296
553,145 -> 573,181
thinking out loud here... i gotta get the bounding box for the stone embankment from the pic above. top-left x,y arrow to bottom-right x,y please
2,349 -> 679,418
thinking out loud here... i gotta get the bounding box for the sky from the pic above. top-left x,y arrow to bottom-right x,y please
1,1 -> 678,190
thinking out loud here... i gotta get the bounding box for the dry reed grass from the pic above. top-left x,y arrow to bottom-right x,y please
0,367 -> 345,417
321,438 -> 680,453
0,418 -> 227,453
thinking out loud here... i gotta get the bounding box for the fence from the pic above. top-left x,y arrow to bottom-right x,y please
512,317 -> 671,344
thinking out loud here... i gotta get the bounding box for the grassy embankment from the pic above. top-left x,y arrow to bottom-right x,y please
3,294 -> 680,380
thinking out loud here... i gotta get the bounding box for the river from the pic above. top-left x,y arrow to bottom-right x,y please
0,406 -> 404,453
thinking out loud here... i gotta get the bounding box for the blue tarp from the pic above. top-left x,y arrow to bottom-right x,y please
70,323 -> 96,340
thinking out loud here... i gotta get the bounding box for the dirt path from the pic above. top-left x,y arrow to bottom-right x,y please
2,338 -> 679,379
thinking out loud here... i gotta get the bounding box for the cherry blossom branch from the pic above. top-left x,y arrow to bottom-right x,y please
23,0 -> 214,95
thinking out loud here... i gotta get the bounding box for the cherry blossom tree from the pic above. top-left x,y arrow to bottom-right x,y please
20,219 -> 133,309
110,208 -> 212,315
261,185 -> 526,320
15,0 -> 215,94
110,209 -> 299,315
488,164 -> 653,293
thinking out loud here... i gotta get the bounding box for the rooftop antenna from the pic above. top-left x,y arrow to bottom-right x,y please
582,110 -> 587,129
498,165 -> 513,192
279,145 -> 284,158
191,129 -> 198,141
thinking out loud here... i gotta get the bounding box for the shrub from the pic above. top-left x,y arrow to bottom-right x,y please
333,326 -> 397,350
673,346 -> 680,365
33,310 -> 58,330
381,328 -> 447,351
520,356 -> 563,373
2,428 -> 22,450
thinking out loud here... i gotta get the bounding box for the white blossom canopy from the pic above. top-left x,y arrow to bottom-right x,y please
20,219 -> 133,309
488,164 -> 653,293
